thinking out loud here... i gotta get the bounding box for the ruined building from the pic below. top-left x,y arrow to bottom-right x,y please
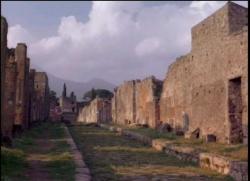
112,76 -> 163,128
59,83 -> 77,122
1,16 -> 50,140
77,97 -> 112,124
34,72 -> 50,121
160,2 -> 248,144
2,48 -> 17,138
1,16 -> 8,138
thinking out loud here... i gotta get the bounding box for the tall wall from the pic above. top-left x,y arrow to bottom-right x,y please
77,98 -> 111,123
112,80 -> 139,125
28,69 -> 36,126
2,49 -> 17,137
135,76 -> 163,128
14,43 -> 28,129
111,77 -> 162,128
160,2 -> 248,144
34,72 -> 50,121
1,16 -> 8,137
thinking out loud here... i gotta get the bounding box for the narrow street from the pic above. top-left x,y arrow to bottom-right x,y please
69,124 -> 233,181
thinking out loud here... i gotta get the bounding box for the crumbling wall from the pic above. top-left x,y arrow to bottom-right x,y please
112,80 -> 138,125
135,76 -> 162,128
14,43 -> 28,129
1,16 -> 8,137
34,72 -> 50,121
77,98 -> 111,123
3,48 -> 17,138
160,2 -> 248,143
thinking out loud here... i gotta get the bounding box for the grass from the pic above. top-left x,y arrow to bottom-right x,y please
1,147 -> 28,181
69,124 -> 233,181
1,121 -> 75,181
117,124 -> 248,161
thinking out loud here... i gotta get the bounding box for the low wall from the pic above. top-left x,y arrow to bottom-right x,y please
99,123 -> 248,181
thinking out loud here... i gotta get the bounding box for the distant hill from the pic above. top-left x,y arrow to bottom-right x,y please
47,73 -> 116,101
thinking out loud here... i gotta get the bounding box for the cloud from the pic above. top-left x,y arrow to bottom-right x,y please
7,1 -> 248,85
7,24 -> 34,48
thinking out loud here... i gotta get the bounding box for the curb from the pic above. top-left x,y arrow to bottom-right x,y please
64,125 -> 91,181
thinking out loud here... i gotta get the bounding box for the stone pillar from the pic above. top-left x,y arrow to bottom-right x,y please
1,16 -> 8,137
3,48 -> 17,138
14,43 -> 27,130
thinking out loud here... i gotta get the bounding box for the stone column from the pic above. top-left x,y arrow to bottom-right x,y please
14,43 -> 27,130
1,16 -> 8,137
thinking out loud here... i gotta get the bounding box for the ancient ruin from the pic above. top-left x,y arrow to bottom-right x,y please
112,76 -> 162,128
1,16 -> 50,141
160,2 -> 248,144
77,97 -> 112,124
59,83 -> 77,122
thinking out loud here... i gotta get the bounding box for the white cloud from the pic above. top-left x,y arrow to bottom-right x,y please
7,24 -> 34,48
7,1 -> 248,85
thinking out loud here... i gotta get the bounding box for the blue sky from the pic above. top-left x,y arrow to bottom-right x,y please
1,1 -> 248,84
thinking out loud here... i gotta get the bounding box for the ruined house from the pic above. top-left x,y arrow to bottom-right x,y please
135,76 -> 163,128
34,72 -> 50,121
112,76 -> 162,128
112,80 -> 139,125
77,97 -> 112,124
160,2 -> 248,144
59,83 -> 77,122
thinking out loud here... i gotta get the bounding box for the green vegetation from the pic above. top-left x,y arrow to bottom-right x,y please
1,122 -> 75,181
123,125 -> 248,161
69,125 -> 233,181
1,147 -> 28,181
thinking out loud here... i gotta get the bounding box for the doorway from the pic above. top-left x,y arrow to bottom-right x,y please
228,77 -> 243,144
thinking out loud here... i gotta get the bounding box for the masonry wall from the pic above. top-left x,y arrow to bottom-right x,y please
28,69 -> 36,125
112,80 -> 138,125
1,16 -> 8,137
135,76 -> 163,128
77,98 -> 111,124
160,2 -> 248,144
34,72 -> 50,121
2,49 -> 17,137
14,43 -> 28,129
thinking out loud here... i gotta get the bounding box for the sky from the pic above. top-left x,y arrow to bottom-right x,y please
1,1 -> 248,85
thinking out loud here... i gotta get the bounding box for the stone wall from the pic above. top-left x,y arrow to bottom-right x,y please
135,76 -> 162,128
112,80 -> 138,125
77,98 -> 111,124
112,77 -> 162,128
2,48 -> 17,138
34,72 -> 50,121
160,2 -> 248,144
1,16 -> 8,137
14,43 -> 28,129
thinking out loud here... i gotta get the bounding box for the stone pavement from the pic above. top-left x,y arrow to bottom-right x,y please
64,125 -> 91,181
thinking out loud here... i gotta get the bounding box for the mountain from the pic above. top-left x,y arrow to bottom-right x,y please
47,73 -> 116,101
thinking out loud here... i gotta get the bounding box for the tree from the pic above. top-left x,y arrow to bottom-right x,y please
83,88 -> 113,101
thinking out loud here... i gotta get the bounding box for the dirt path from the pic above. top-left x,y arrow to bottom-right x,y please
24,138 -> 54,181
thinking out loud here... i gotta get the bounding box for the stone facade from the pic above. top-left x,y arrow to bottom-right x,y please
14,43 -> 29,129
112,76 -> 162,128
34,72 -> 50,121
2,48 -> 17,138
135,76 -> 162,128
77,98 -> 111,124
1,16 -> 8,138
112,80 -> 138,125
1,16 -> 51,140
160,2 -> 248,144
